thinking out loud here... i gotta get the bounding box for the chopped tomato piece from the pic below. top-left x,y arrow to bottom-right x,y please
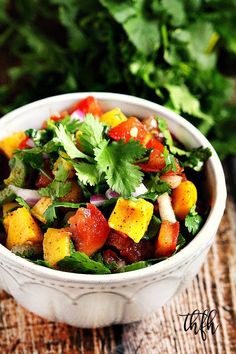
146,138 -> 164,151
108,117 -> 150,145
68,96 -> 102,117
138,150 -> 183,173
106,230 -> 153,263
68,203 -> 110,256
155,221 -> 179,257
138,149 -> 166,172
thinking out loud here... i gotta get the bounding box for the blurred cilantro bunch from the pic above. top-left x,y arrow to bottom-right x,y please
0,0 -> 236,158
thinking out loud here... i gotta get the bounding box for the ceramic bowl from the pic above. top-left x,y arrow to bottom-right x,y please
0,93 -> 226,328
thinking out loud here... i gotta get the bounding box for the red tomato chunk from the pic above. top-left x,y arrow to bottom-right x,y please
69,203 -> 110,256
106,230 -> 153,263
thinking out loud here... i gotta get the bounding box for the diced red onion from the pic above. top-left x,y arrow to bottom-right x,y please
9,185 -> 41,207
42,153 -> 50,159
71,108 -> 84,121
157,192 -> 176,223
131,183 -> 148,197
90,194 -> 107,207
26,138 -> 35,148
105,189 -> 120,200
160,175 -> 182,189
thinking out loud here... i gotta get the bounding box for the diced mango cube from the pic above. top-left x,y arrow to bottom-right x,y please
4,207 -> 43,249
31,197 -> 52,224
172,181 -> 197,220
43,228 -> 71,266
0,132 -> 26,159
99,108 -> 127,127
108,198 -> 154,243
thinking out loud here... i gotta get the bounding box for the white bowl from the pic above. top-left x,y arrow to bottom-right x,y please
0,93 -> 226,328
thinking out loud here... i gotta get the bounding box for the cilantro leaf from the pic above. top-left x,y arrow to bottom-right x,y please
145,174 -> 171,195
161,146 -> 177,173
26,128 -> 49,146
53,161 -> 69,182
59,115 -> 81,133
138,192 -> 160,202
15,196 -> 30,210
73,161 -> 99,186
182,147 -> 212,172
118,261 -> 149,273
54,124 -> 93,162
39,180 -> 72,199
43,139 -> 61,153
170,146 -> 211,172
143,215 -> 161,240
185,205 -> 203,235
165,84 -> 214,134
156,116 -> 173,147
94,139 -> 146,196
57,252 -> 111,274
15,147 -> 44,170
175,233 -> 186,252
39,161 -> 72,199
78,114 -> 105,155
44,201 -> 85,223
31,259 -> 52,268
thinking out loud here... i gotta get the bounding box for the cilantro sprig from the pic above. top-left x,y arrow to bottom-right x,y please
58,252 -> 111,274
95,139 -> 146,196
185,205 -> 203,235
39,161 -> 72,199
170,146 -> 212,172
156,116 -> 173,147
54,124 -> 93,162
78,113 -> 105,155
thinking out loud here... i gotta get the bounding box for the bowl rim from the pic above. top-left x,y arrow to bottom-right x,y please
0,92 -> 227,284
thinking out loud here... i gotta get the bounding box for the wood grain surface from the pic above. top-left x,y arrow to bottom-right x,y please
0,191 -> 235,353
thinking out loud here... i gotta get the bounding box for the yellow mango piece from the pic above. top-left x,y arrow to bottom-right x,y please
172,180 -> 197,220
4,207 -> 43,249
43,228 -> 71,267
0,132 -> 26,159
31,197 -> 52,224
2,202 -> 18,217
108,198 -> 154,243
99,108 -> 127,127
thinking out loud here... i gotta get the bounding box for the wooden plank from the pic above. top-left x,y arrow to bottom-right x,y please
0,197 -> 235,353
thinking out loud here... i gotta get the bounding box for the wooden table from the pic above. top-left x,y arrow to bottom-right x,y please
0,171 -> 236,354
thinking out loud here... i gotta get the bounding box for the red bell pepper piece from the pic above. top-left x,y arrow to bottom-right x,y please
155,220 -> 180,257
18,137 -> 31,150
68,96 -> 102,117
138,148 -> 183,174
108,117 -> 150,145
68,203 -> 110,256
